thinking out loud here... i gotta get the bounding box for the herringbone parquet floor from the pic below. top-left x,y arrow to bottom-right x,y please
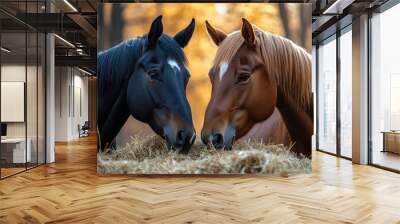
1,135 -> 400,224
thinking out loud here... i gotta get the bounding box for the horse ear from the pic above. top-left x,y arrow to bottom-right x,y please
148,15 -> 163,48
205,20 -> 227,46
174,18 -> 195,48
241,18 -> 255,46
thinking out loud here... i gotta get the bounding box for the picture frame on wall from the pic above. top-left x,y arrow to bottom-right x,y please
97,3 -> 313,175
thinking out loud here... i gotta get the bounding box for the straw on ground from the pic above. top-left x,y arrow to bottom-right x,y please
98,135 -> 311,176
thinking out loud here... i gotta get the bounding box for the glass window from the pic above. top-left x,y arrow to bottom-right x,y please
371,3 -> 400,171
317,36 -> 337,154
1,31 -> 28,177
339,28 -> 352,158
0,1 -> 46,179
27,31 -> 38,169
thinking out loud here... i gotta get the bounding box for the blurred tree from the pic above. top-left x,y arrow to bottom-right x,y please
278,4 -> 311,52
98,5 -> 104,51
110,3 -> 125,46
300,5 -> 311,51
278,4 -> 292,40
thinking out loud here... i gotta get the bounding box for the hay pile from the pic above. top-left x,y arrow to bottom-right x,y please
97,135 -> 311,176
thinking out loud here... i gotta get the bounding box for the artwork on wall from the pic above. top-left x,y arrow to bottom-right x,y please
1,82 -> 25,122
97,3 -> 313,175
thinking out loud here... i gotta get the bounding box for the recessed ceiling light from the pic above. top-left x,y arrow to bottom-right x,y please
63,0 -> 78,12
54,34 -> 75,48
1,47 -> 11,53
78,67 -> 93,76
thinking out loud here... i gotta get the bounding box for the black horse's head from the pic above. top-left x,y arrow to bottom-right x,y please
127,16 -> 196,153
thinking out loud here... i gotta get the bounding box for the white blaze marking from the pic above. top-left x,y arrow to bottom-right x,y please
167,59 -> 181,72
219,62 -> 228,80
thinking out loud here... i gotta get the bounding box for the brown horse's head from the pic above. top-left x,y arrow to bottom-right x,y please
201,19 -> 278,150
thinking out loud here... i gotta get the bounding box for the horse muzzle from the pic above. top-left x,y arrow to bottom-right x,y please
201,125 -> 236,150
164,128 -> 196,154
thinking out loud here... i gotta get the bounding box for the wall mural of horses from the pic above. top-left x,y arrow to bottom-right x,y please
201,18 -> 312,158
97,3 -> 312,175
97,16 -> 196,153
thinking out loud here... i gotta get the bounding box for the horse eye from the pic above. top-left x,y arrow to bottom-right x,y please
236,73 -> 251,84
148,69 -> 160,79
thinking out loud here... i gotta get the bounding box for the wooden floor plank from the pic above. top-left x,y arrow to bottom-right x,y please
0,135 -> 400,223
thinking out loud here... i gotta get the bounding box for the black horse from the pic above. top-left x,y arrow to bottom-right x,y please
97,16 -> 196,153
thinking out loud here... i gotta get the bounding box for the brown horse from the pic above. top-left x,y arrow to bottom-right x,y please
201,19 -> 312,158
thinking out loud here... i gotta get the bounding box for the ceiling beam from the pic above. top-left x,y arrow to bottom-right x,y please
66,12 -> 97,47
67,13 -> 97,39
312,15 -> 335,33
55,55 -> 96,72
323,0 -> 356,15
11,13 -> 82,32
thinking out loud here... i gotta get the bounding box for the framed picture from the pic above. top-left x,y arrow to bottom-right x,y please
97,3 -> 312,175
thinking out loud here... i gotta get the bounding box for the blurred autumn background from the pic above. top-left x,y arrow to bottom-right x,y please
98,3 -> 311,146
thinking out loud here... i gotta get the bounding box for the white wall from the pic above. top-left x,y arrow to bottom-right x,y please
72,73 -> 89,138
1,63 -> 46,164
1,65 -> 36,138
55,67 -> 69,141
1,65 -> 26,139
54,67 -> 89,141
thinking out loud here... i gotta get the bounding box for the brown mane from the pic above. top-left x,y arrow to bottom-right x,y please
212,27 -> 312,112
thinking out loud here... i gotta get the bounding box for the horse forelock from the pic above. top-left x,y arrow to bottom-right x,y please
155,35 -> 187,65
212,27 -> 312,112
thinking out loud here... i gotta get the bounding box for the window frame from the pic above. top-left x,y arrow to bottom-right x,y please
315,23 -> 353,161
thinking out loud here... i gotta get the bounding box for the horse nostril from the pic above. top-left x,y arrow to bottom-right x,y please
176,129 -> 185,144
173,130 -> 195,154
211,133 -> 224,149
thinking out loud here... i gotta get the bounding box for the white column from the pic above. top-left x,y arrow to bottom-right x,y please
352,14 -> 369,164
46,32 -> 55,163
